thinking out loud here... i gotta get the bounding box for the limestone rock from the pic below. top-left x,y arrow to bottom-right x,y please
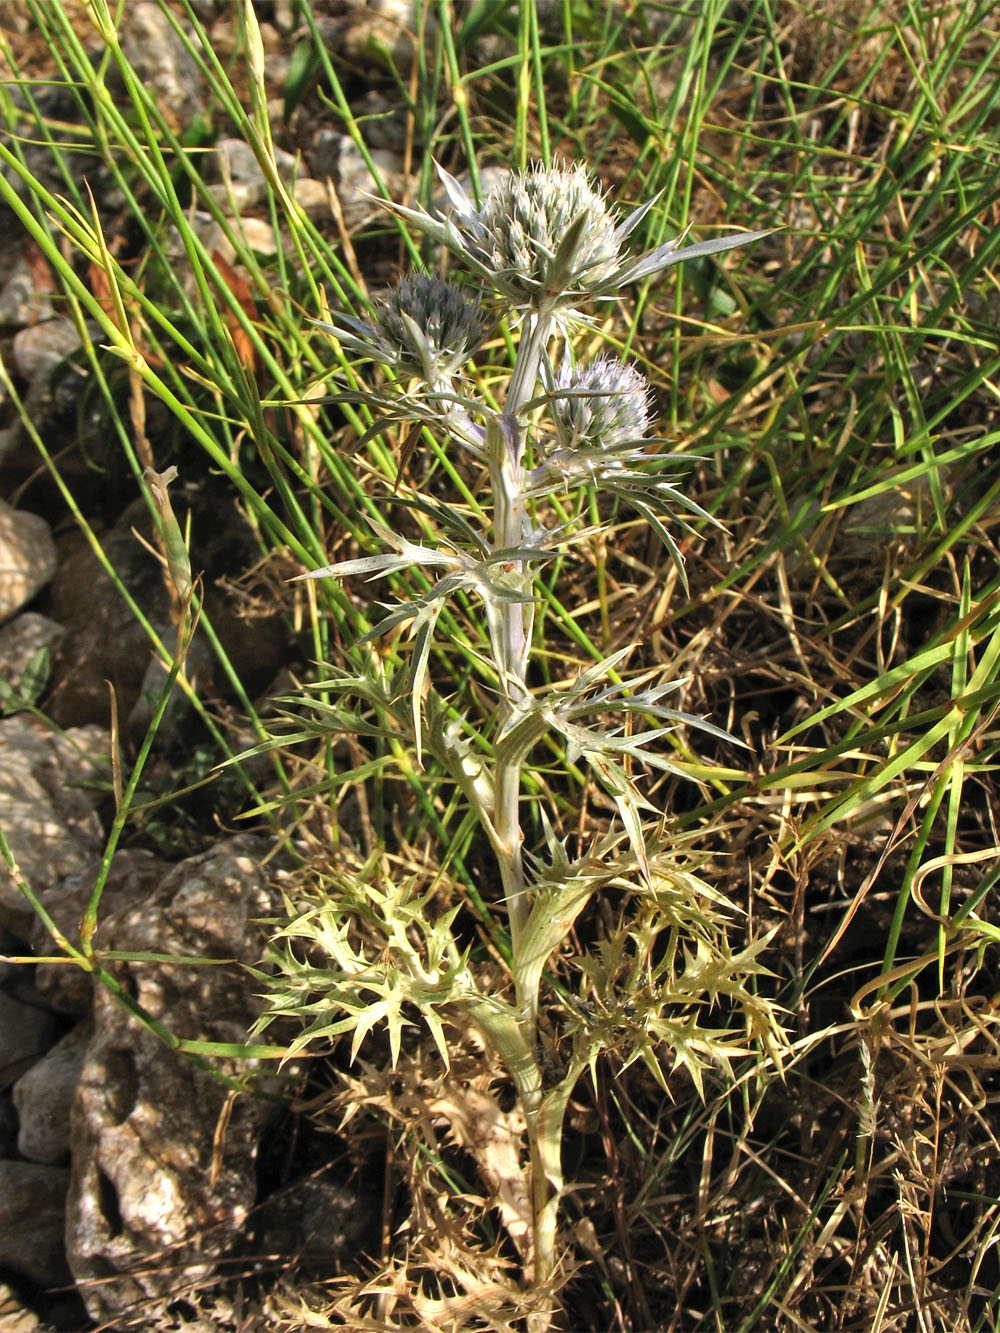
0,502 -> 57,625
313,132 -> 405,232
336,0 -> 422,75
293,176 -> 330,217
65,838 -> 281,1323
45,510 -> 170,728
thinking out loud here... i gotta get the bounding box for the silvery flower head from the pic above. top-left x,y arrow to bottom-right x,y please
461,161 -> 622,314
526,355 -> 653,495
314,274 -> 487,388
549,355 -> 652,452
381,161 -> 773,321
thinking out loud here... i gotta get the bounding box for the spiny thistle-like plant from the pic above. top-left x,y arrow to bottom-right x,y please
254,162 -> 782,1326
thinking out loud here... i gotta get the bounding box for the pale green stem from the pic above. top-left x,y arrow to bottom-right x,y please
467,994 -> 578,1311
488,412 -> 531,957
485,306 -> 564,1324
489,308 -> 553,980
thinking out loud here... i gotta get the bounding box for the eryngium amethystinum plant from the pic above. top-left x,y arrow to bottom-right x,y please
255,163 -> 782,1322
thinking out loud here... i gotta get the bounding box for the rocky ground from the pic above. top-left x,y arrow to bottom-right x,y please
0,2 -> 424,1328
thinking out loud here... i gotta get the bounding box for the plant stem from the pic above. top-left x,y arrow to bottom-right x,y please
485,311 -> 563,1324
488,411 -> 531,957
488,310 -> 552,986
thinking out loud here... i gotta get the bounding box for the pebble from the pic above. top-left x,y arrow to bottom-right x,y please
0,1280 -> 42,1332
293,176 -> 330,216
0,501 -> 57,625
11,318 -> 81,384
0,259 -> 53,328
337,0 -> 422,74
65,839 -> 280,1323
119,2 -> 205,131
316,133 -> 405,231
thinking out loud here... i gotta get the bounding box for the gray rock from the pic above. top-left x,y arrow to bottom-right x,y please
126,627 -> 215,742
65,838 -> 281,1323
209,138 -> 300,214
187,0 -> 226,19
206,178 -> 263,215
293,176 -> 330,217
0,612 -> 65,706
0,716 -> 108,938
353,89 -> 410,154
119,2 -> 205,130
0,501 -> 57,625
0,1161 -> 72,1288
0,258 -> 54,327
335,0 -> 423,75
162,210 -> 277,300
11,318 -> 81,384
0,425 -> 18,469
215,136 -> 265,188
272,0 -> 299,34
235,216 -> 278,255
45,508 -> 171,728
13,1022 -> 92,1163
215,137 -> 297,189
315,132 -> 405,232
0,993 -> 56,1091
309,127 -> 346,185
0,1092 -> 19,1156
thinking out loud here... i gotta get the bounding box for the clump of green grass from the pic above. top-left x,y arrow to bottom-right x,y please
1,0 -> 999,1328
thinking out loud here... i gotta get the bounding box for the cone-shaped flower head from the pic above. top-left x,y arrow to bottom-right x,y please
467,162 -> 622,311
313,274 -> 487,388
526,355 -> 655,496
549,355 -> 652,452
381,161 -> 772,322
373,275 -> 488,383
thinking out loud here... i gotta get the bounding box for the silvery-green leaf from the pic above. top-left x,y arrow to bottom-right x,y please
549,209 -> 592,289
397,597 -> 444,765
435,159 -> 478,222
613,228 -> 773,286
611,193 -> 661,245
567,643 -> 636,694
292,551 -> 423,581
389,493 -> 490,555
587,751 -> 655,884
